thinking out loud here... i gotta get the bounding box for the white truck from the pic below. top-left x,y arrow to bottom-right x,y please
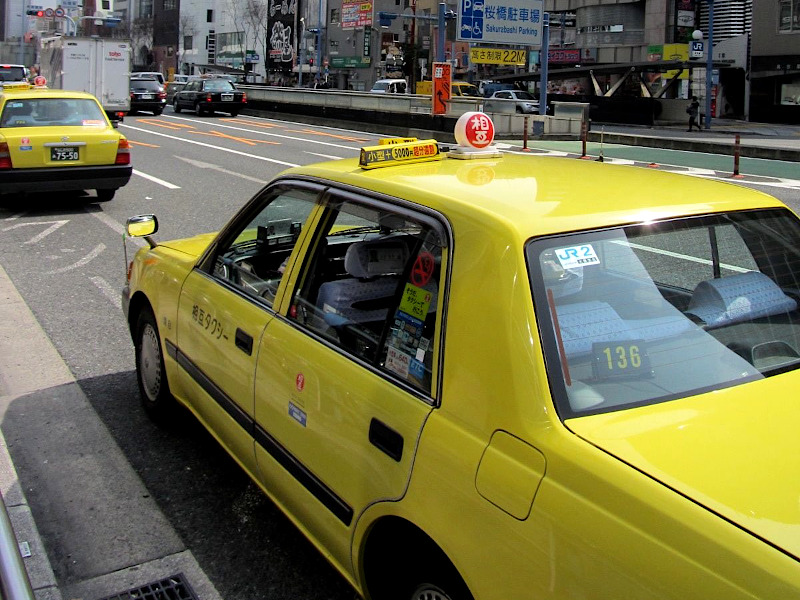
40,37 -> 131,120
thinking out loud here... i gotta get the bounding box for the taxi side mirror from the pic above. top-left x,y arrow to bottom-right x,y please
126,214 -> 158,238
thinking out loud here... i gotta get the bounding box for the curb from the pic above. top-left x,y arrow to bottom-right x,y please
0,264 -> 64,600
587,131 -> 800,162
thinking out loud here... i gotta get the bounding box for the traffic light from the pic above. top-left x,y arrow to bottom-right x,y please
26,9 -> 44,16
308,57 -> 314,66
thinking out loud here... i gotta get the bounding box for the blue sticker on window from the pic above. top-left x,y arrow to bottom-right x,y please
409,358 -> 426,380
288,401 -> 307,427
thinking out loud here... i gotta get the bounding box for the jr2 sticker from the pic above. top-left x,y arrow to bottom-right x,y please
554,244 -> 600,269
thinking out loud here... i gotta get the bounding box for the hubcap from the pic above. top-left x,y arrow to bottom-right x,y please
411,585 -> 453,600
139,323 -> 162,402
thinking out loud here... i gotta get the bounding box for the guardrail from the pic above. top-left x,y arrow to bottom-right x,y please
238,85 -> 586,139
0,493 -> 35,600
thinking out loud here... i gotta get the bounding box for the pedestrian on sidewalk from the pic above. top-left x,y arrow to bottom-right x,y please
687,96 -> 700,132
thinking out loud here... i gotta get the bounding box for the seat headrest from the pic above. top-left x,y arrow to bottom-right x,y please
687,271 -> 797,327
345,238 -> 409,278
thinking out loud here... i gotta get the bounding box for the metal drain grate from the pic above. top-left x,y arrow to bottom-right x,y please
97,573 -> 200,600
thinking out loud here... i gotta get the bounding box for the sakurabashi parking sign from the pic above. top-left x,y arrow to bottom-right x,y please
457,0 -> 544,46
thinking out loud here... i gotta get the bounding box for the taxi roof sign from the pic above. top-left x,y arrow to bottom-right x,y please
359,139 -> 442,170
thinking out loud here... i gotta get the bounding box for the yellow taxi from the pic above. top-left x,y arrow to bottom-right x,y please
0,83 -> 131,201
122,113 -> 800,600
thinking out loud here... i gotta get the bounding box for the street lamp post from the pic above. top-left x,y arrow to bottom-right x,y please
704,0 -> 714,129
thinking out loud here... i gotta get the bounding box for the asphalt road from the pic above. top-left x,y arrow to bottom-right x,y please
0,110 -> 798,600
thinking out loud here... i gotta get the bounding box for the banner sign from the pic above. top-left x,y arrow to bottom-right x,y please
342,1 -> 373,29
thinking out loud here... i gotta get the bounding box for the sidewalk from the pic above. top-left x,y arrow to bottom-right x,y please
586,119 -> 800,162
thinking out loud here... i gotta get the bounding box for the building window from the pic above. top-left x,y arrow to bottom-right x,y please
139,0 -> 152,18
207,9 -> 213,22
163,0 -> 175,10
330,8 -> 340,23
779,0 -> 800,30
184,35 -> 193,50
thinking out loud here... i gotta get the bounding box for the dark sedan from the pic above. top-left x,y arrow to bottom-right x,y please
172,78 -> 246,116
129,79 -> 167,115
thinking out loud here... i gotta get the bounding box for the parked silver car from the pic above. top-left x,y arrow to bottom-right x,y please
484,89 -> 539,114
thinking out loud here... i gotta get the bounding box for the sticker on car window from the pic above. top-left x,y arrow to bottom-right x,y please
554,244 -> 600,269
81,119 -> 105,127
385,346 -> 411,377
399,283 -> 432,321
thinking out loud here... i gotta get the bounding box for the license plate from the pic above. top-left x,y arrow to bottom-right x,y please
51,147 -> 79,161
140,93 -> 153,99
221,93 -> 234,101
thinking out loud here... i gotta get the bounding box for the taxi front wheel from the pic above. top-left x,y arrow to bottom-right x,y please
173,98 -> 181,113
135,308 -> 176,421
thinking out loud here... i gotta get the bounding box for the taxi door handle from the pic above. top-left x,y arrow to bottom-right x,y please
235,328 -> 253,355
369,418 -> 403,462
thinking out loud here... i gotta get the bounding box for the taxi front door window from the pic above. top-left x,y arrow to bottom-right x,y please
288,198 -> 446,396
209,188 -> 318,307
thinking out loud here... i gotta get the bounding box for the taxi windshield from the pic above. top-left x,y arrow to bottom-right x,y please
528,209 -> 800,418
455,84 -> 480,97
0,98 -> 107,127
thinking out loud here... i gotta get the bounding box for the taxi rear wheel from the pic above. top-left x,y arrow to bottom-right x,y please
135,308 -> 176,421
173,98 -> 181,113
194,102 -> 204,116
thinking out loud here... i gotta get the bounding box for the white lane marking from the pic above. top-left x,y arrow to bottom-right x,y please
121,124 -> 300,167
87,209 -> 125,235
304,151 -> 344,160
2,213 -> 25,221
45,243 -> 105,274
174,156 -> 268,184
2,220 -> 69,244
133,169 -> 181,189
89,275 -> 122,309
620,240 -> 750,273
602,158 -> 636,165
681,172 -> 800,190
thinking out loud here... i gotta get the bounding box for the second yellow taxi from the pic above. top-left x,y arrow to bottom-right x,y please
0,83 -> 131,201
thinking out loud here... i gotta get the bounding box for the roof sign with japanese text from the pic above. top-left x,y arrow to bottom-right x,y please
342,1 -> 373,29
457,0 -> 544,46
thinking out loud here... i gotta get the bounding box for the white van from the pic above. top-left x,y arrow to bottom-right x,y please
370,78 -> 408,94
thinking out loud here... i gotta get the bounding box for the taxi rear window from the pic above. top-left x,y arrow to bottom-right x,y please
0,98 -> 107,128
528,209 -> 800,418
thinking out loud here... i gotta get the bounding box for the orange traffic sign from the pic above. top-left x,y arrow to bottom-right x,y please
432,62 -> 451,116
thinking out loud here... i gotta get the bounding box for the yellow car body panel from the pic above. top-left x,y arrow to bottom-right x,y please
567,374 -> 800,560
124,149 -> 800,600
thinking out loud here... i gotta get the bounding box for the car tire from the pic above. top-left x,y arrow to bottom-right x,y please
173,98 -> 181,113
153,108 -> 163,116
96,188 -> 116,201
515,106 -> 523,114
135,307 -> 177,421
229,110 -> 239,117
195,102 -> 204,116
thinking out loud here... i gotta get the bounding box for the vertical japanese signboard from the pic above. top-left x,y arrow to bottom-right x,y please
457,0 -> 544,47
432,61 -> 452,116
267,0 -> 297,73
